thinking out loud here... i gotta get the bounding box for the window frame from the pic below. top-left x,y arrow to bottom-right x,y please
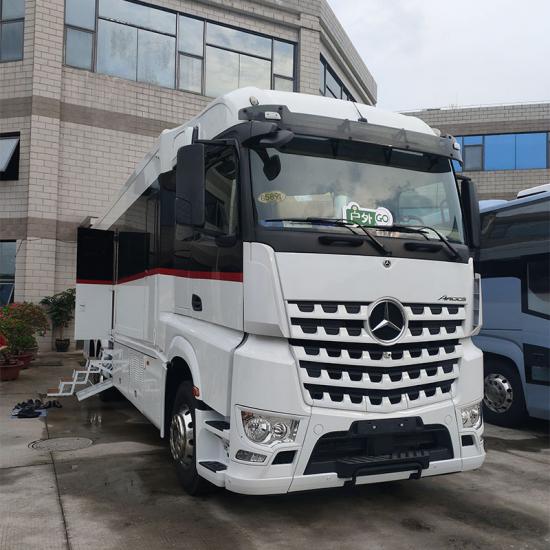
456,131 -> 550,172
0,0 -> 25,63
63,0 -> 297,95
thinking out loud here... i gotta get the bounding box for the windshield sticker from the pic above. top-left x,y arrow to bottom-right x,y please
258,191 -> 286,203
343,202 -> 393,227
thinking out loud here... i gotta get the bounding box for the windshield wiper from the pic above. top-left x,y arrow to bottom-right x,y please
385,224 -> 460,259
264,217 -> 390,255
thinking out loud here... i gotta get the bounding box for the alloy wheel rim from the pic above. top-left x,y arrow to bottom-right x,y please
484,373 -> 514,413
169,406 -> 194,468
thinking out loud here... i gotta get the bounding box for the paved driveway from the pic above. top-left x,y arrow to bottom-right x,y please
1,357 -> 549,550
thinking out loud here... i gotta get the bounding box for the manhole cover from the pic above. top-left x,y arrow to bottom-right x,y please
29,437 -> 93,452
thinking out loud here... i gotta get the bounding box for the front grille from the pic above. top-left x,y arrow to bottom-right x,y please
287,300 -> 465,412
288,301 -> 465,343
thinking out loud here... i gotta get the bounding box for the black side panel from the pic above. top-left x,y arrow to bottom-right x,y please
76,228 -> 114,283
117,232 -> 149,281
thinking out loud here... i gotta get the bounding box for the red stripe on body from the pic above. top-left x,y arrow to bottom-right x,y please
77,269 -> 243,285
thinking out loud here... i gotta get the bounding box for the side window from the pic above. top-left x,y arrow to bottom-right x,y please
203,146 -> 238,235
526,256 -> 550,318
481,199 -> 550,248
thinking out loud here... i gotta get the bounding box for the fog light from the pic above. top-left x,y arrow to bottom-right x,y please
240,409 -> 300,445
461,403 -> 482,429
235,450 -> 266,463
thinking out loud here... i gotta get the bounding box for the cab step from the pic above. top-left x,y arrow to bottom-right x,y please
199,461 -> 227,473
205,420 -> 230,431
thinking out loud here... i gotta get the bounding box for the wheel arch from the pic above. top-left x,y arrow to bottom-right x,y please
474,335 -> 525,382
163,336 -> 201,437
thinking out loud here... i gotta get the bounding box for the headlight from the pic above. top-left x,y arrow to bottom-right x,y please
241,410 -> 299,445
461,403 -> 482,429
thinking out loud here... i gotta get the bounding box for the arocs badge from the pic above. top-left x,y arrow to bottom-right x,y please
343,202 -> 393,227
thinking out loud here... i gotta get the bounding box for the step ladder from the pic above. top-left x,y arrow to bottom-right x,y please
47,350 -> 127,401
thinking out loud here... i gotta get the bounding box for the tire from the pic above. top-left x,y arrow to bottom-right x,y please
169,381 -> 214,496
483,356 -> 527,427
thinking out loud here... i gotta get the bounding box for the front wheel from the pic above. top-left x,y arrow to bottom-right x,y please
483,357 -> 526,427
169,382 -> 214,495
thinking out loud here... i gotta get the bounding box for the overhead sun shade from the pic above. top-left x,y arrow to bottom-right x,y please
0,137 -> 19,173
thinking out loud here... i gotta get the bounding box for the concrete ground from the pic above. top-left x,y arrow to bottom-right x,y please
1,355 -> 549,550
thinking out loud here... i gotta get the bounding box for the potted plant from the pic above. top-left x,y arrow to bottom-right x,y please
0,330 -> 24,381
41,288 -> 76,352
0,303 -> 48,367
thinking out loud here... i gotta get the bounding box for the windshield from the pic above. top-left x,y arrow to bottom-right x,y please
250,136 -> 465,243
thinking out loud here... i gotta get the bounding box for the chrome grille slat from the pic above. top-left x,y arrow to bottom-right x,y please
287,298 -> 466,412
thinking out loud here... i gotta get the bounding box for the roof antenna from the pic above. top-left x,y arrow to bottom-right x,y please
351,100 -> 368,123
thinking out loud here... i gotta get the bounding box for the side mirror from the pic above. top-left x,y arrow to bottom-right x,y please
459,176 -> 481,249
175,143 -> 205,227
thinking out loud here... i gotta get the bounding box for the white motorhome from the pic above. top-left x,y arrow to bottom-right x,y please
62,88 -> 485,495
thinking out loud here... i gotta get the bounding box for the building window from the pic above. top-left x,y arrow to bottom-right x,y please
462,136 -> 483,171
0,241 -> 16,305
63,0 -> 296,95
319,56 -> 355,101
0,133 -> 19,180
0,0 -> 24,62
455,132 -> 549,172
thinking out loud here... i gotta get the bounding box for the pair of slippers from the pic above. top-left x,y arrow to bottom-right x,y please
12,399 -> 62,418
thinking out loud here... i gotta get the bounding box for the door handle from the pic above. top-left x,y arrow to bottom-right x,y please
192,294 -> 202,311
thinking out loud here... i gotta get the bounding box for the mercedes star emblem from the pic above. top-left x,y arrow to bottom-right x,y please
367,298 -> 407,345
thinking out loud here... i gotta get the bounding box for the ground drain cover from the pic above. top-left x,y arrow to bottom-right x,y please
29,437 -> 93,452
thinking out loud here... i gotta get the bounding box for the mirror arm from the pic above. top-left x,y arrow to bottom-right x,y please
193,138 -> 241,160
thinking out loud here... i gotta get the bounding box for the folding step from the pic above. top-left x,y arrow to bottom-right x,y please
46,355 -> 126,400
76,378 -> 113,401
199,461 -> 227,473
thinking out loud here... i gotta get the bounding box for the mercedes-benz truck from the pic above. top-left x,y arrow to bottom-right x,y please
70,88 -> 485,495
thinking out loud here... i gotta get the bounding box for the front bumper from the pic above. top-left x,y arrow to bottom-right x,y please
222,401 -> 485,495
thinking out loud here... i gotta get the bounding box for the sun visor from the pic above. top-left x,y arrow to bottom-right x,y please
239,105 -> 462,162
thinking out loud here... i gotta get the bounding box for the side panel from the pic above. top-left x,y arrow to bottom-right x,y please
75,228 -> 114,340
114,231 -> 150,340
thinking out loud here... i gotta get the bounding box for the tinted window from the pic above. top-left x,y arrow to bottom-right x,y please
99,0 -> 175,35
273,40 -> 293,78
97,19 -> 137,81
238,54 -> 270,89
2,0 -> 24,20
319,56 -> 354,101
0,20 -> 23,61
274,76 -> 293,92
204,146 -> 238,235
65,0 -> 95,30
137,28 -> 175,88
481,199 -> 550,248
527,257 -> 550,317
0,240 -> 15,305
206,22 -> 271,58
0,241 -> 15,277
178,15 -> 203,56
179,54 -> 201,93
463,144 -> 482,171
65,27 -> 93,70
485,134 -> 515,170
204,46 -> 238,97
516,133 -> 547,169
